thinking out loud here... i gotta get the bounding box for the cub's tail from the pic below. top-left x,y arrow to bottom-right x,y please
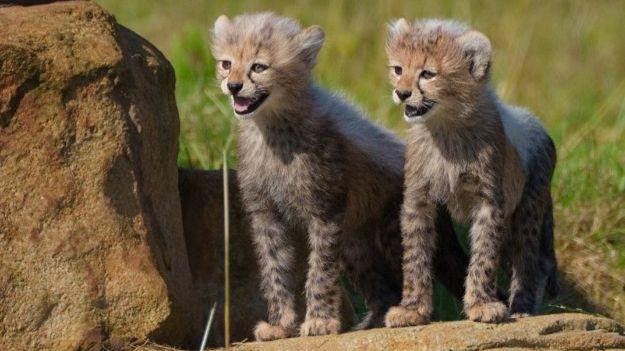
541,195 -> 559,297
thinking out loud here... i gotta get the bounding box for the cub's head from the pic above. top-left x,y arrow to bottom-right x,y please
211,13 -> 325,119
385,19 -> 492,123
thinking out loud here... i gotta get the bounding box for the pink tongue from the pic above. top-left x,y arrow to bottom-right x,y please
234,97 -> 253,113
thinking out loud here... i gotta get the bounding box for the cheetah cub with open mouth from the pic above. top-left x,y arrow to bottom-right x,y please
384,19 -> 559,326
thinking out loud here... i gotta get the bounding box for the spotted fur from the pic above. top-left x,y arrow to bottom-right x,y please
383,18 -> 558,326
211,13 -> 469,340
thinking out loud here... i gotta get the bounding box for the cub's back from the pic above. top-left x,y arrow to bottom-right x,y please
312,86 -> 405,176
498,100 -> 554,171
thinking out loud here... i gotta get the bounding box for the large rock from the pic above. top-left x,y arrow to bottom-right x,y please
204,313 -> 625,351
0,1 -> 199,350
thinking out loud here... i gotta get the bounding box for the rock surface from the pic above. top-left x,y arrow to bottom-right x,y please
205,313 -> 625,351
0,1 -> 199,350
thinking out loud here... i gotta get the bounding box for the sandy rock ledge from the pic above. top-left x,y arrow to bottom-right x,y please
206,313 -> 625,351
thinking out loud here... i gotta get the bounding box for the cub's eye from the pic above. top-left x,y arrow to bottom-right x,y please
420,70 -> 436,79
221,60 -> 231,70
393,66 -> 403,75
251,63 -> 269,73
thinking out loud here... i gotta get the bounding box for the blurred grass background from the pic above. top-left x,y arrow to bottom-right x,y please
99,0 -> 625,322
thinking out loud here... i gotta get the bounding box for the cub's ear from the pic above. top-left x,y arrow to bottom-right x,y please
213,15 -> 231,37
296,25 -> 325,68
456,30 -> 491,80
387,18 -> 410,39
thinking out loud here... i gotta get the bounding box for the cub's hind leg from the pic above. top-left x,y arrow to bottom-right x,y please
508,184 -> 549,317
432,206 -> 469,300
342,223 -> 401,330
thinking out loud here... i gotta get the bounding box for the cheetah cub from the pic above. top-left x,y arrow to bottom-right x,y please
211,13 -> 469,340
384,19 -> 558,326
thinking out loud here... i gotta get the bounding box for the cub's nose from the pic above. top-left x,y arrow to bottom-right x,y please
395,90 -> 412,101
227,82 -> 243,95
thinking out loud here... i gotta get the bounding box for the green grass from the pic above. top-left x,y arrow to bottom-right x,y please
99,0 -> 625,323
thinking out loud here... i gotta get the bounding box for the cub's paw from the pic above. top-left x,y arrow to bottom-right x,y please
254,321 -> 292,341
384,306 -> 430,328
466,301 -> 509,323
300,317 -> 341,337
510,312 -> 531,319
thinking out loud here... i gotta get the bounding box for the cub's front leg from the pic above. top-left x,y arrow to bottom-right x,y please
300,216 -> 343,336
385,185 -> 438,327
249,206 -> 297,341
464,183 -> 509,323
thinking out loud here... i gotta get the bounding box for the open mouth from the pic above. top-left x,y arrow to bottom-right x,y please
405,98 -> 437,118
233,93 -> 269,115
